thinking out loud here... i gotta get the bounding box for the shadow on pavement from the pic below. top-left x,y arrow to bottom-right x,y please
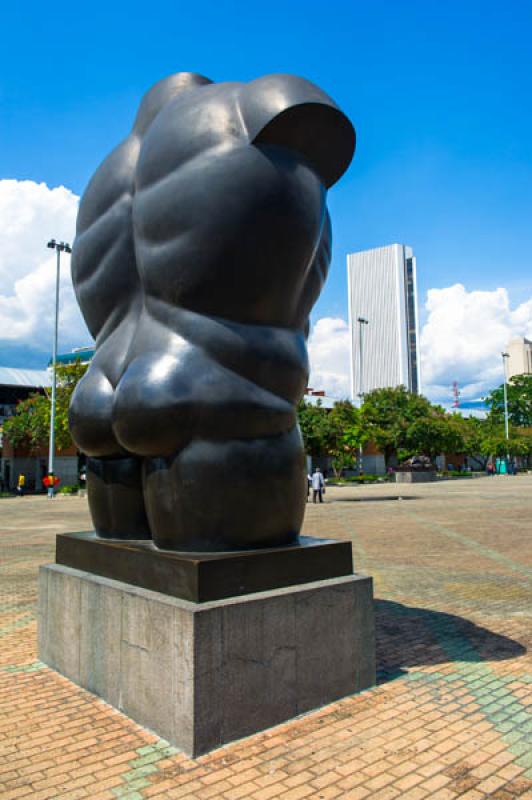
331,495 -> 418,503
375,598 -> 526,684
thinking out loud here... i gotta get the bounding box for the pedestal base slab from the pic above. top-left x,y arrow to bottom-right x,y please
395,470 -> 436,483
56,532 -> 353,602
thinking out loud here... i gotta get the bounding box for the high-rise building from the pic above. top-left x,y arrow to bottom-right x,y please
347,244 -> 420,401
506,337 -> 532,380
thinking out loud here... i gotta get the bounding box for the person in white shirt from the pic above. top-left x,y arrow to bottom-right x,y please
309,467 -> 325,504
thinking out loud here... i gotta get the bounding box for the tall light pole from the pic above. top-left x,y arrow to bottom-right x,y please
501,351 -> 510,473
357,316 -> 369,474
46,239 -> 72,498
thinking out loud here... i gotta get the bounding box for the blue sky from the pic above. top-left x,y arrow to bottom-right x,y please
1,0 -> 531,399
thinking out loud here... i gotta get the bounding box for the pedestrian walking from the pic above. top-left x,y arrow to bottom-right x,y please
310,467 -> 325,503
16,473 -> 25,496
79,467 -> 87,497
42,473 -> 60,497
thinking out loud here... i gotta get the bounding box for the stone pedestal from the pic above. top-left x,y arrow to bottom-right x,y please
38,564 -> 375,757
395,470 -> 436,483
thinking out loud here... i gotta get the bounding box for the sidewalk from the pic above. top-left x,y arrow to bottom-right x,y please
1,478 -> 531,799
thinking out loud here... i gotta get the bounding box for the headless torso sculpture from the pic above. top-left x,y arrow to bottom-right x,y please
69,72 -> 355,551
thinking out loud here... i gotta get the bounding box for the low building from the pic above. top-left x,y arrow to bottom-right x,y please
0,367 -> 49,428
0,366 -> 79,492
0,367 -> 49,491
54,345 -> 94,367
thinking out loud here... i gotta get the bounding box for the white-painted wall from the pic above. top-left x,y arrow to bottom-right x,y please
0,455 -> 78,491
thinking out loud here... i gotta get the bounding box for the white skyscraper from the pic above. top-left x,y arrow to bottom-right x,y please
347,244 -> 420,402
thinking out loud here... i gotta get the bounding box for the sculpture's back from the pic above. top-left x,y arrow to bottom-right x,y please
69,72 -> 355,551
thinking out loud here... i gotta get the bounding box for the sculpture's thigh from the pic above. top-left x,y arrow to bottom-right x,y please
88,456 -> 151,539
143,426 -> 307,551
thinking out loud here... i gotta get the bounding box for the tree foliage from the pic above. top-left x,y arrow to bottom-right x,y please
297,399 -> 332,459
487,374 -> 532,427
358,386 -> 457,464
3,361 -> 88,453
297,399 -> 365,476
298,385 -> 532,470
477,422 -> 531,459
327,401 -> 365,476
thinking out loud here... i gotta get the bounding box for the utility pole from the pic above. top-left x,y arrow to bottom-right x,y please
357,316 -> 369,475
501,351 -> 510,474
46,239 -> 72,498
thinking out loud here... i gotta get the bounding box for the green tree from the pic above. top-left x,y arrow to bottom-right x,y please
297,399 -> 332,459
359,386 -> 450,465
327,400 -> 365,477
487,374 -> 532,427
478,422 -> 532,462
297,399 -> 365,477
446,415 -> 489,469
4,361 -> 88,452
400,412 -> 465,462
442,415 -> 532,469
517,428 -> 532,467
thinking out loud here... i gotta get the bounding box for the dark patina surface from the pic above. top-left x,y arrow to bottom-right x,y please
56,532 -> 354,602
68,71 -> 355,551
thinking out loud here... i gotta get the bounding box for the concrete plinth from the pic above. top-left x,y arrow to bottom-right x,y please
395,470 -> 436,483
39,564 -> 375,757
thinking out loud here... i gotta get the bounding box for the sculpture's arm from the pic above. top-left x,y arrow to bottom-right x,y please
71,136 -> 141,343
295,210 -> 332,333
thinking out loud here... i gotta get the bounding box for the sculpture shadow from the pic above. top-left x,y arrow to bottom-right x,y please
331,495 -> 418,503
375,599 -> 526,684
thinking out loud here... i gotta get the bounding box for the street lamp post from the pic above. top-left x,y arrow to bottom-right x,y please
46,239 -> 72,498
357,316 -> 369,475
501,351 -> 510,473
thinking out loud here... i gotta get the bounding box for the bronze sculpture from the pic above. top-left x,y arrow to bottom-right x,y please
69,72 -> 355,551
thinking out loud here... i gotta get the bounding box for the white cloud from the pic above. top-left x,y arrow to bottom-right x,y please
308,317 -> 351,399
0,179 -> 90,359
421,284 -> 532,403
308,285 -> 532,405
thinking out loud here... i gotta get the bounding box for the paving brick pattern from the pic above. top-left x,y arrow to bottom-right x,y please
1,475 -> 531,799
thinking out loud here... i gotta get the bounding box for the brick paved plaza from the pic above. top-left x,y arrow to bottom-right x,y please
1,476 -> 531,799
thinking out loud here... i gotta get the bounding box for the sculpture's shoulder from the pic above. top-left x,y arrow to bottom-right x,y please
136,82 -> 245,191
72,72 -> 215,341
76,72 -> 215,235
